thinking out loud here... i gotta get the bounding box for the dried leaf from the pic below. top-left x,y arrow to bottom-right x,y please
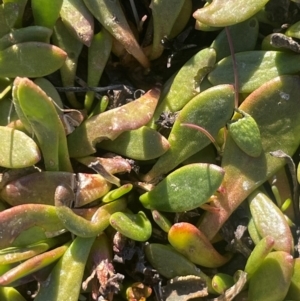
161,275 -> 208,301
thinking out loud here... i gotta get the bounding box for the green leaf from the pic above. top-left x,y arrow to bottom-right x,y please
0,243 -> 69,286
244,235 -> 275,278
151,210 -> 172,233
55,186 -> 127,237
285,20 -> 300,39
52,18 -> 83,108
2,0 -> 27,29
31,0 -> 63,29
0,126 -> 40,168
149,0 -> 186,60
198,75 -> 300,240
35,236 -> 95,301
151,47 -> 216,125
140,163 -> 224,212
60,0 -> 94,46
102,184 -> 132,203
68,86 -> 161,157
208,51 -> 300,93
168,222 -> 231,268
144,84 -> 234,181
0,5 -> 13,38
84,29 -> 112,112
169,0 -> 192,38
195,19 -> 221,32
144,243 -> 214,293
0,26 -> 53,51
83,0 -> 149,68
100,126 -> 170,160
227,110 -> 263,157
110,211 -> 152,242
34,77 -> 64,114
0,42 -> 67,78
248,251 -> 294,301
0,235 -> 69,264
211,17 -> 259,61
0,287 -> 27,301
193,0 -> 269,27
211,273 -> 234,294
286,258 -> 300,300
248,190 -> 294,254
0,204 -> 65,248
13,77 -> 72,172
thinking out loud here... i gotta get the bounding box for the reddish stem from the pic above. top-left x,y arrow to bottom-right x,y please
181,123 -> 222,155
225,27 -> 239,108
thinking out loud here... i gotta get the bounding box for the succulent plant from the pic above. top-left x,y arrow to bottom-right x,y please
1,1 -> 300,301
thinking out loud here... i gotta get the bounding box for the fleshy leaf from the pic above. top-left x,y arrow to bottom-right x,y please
0,126 -> 40,168
149,0 -> 186,60
102,184 -> 133,203
285,21 -> 300,39
109,211 -> 152,242
227,109 -> 262,157
247,217 -> 262,245
0,243 -> 70,286
143,85 -> 234,182
211,273 -> 234,294
0,287 -> 27,301
140,163 -> 224,212
60,0 -> 94,46
168,222 -> 231,268
151,47 -> 216,126
55,185 -> 127,237
84,29 -> 112,112
1,171 -> 75,206
244,235 -> 275,278
83,0 -> 149,68
248,190 -> 294,254
286,258 -> 300,300
34,77 -> 64,114
13,77 -> 73,172
68,86 -> 161,157
198,75 -> 300,240
0,204 -> 65,248
2,0 -> 27,29
0,235 -> 69,264
211,17 -> 259,61
151,210 -> 172,233
0,26 -> 53,51
52,19 -> 83,108
0,42 -> 67,78
248,251 -> 294,301
210,271 -> 247,301
208,51 -> 300,93
0,170 -> 111,208
169,0 -> 192,38
35,236 -> 95,301
193,0 -> 269,27
99,126 -> 170,160
144,243 -> 214,293
76,173 -> 112,207
75,156 -> 132,175
0,5 -> 13,37
31,0 -> 63,29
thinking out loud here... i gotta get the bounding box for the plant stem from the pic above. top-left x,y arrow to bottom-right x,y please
225,27 -> 239,108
